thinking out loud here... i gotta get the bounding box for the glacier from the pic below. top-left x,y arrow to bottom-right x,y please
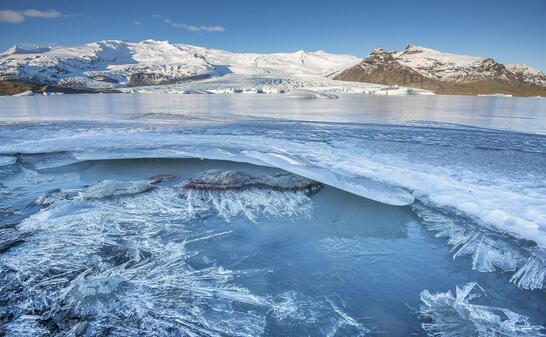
0,39 -> 433,96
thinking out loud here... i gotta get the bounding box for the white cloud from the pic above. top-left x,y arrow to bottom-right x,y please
153,15 -> 224,33
22,9 -> 62,18
0,9 -> 63,23
133,20 -> 142,26
0,10 -> 25,23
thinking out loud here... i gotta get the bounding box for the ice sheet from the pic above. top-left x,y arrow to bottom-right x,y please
1,120 -> 545,251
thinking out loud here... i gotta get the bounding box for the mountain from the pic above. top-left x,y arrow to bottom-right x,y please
2,41 -> 545,96
0,39 -> 359,90
334,45 -> 546,96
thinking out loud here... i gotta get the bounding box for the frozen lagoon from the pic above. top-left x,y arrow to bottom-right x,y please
0,94 -> 545,336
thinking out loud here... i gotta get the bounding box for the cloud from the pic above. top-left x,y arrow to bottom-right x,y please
0,9 -> 63,23
0,10 -> 25,23
133,20 -> 142,26
153,15 -> 224,33
22,9 -> 62,18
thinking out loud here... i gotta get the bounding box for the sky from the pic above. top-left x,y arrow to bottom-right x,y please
0,0 -> 545,70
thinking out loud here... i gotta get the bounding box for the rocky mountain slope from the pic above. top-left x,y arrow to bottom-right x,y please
335,45 -> 546,96
0,40 -> 359,91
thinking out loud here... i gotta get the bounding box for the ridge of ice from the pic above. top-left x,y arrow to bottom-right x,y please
1,120 -> 546,251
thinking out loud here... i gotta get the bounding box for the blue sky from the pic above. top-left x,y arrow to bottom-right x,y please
1,0 -> 545,70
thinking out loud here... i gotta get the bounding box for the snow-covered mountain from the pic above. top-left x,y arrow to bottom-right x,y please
335,45 -> 546,96
0,39 -> 359,89
2,40 -> 544,96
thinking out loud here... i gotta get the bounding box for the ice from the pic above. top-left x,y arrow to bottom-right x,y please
179,169 -> 319,222
81,179 -> 155,199
122,74 -> 432,96
283,89 -> 339,99
1,115 -> 546,251
11,90 -> 35,96
413,203 -> 546,289
1,189 -> 268,336
181,188 -> 313,223
270,292 -> 369,337
419,282 -> 545,337
510,250 -> 546,290
0,155 -> 16,167
0,177 -> 372,336
0,227 -> 24,253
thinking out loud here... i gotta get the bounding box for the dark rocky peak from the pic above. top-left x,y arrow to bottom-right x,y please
364,47 -> 396,64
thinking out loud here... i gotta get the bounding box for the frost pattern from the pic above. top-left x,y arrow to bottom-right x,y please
510,250 -> 546,291
419,282 -> 545,337
0,184 -> 358,336
181,188 -> 313,222
270,291 -> 370,337
412,203 -> 545,290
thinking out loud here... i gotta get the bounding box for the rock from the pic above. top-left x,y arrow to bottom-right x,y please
148,174 -> 176,184
182,170 -> 252,190
127,72 -> 209,87
181,169 -> 322,193
87,73 -> 119,83
335,45 -> 546,96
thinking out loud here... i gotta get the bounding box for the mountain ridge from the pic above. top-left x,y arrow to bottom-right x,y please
334,45 -> 546,96
0,39 -> 359,90
1,40 -> 545,96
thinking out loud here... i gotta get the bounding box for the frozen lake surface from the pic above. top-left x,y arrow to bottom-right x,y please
0,94 -> 545,336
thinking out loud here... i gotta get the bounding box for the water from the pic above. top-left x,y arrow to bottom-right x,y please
1,94 -> 546,336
